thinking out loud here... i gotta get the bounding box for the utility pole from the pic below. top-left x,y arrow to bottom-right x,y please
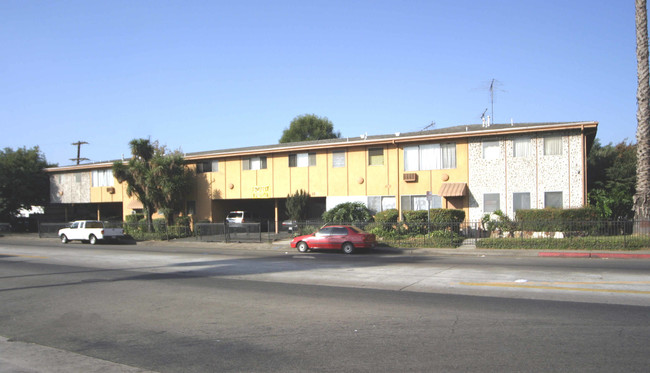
71,141 -> 89,165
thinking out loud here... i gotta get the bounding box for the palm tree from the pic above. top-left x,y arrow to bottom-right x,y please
635,0 -> 650,225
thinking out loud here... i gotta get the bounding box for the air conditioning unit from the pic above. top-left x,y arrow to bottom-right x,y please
106,187 -> 116,194
403,173 -> 417,182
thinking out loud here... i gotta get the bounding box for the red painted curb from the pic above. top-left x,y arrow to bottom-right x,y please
538,252 -> 650,259
538,252 -> 590,258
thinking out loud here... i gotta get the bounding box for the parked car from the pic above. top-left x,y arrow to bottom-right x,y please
290,225 -> 377,254
58,220 -> 125,245
282,219 -> 297,233
226,211 -> 259,225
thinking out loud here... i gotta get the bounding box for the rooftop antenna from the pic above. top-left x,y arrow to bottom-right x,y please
71,141 -> 89,165
422,121 -> 436,131
481,108 -> 488,127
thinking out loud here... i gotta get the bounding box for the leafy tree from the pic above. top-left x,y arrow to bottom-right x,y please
0,146 -> 52,222
635,0 -> 650,221
322,202 -> 373,223
279,114 -> 341,143
588,140 -> 636,219
286,189 -> 310,221
113,139 -> 194,230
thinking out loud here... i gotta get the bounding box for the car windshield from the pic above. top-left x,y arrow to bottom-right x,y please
227,212 -> 242,219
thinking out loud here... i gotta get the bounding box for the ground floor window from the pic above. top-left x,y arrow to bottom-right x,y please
545,191 -> 563,208
401,194 -> 441,210
484,193 -> 500,213
513,192 -> 530,212
368,196 -> 396,213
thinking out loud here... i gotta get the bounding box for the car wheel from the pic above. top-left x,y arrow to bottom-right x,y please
342,242 -> 355,254
297,241 -> 309,253
60,234 -> 69,244
89,234 -> 97,245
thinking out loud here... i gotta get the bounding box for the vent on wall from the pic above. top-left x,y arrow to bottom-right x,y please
403,173 -> 418,182
106,187 -> 116,194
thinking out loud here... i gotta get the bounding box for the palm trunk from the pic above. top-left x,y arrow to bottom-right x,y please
635,0 -> 650,227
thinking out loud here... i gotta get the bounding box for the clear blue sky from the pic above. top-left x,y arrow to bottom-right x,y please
1,0 -> 639,166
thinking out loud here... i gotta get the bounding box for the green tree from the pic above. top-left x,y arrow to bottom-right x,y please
588,139 -> 637,219
113,139 -> 194,230
279,114 -> 341,143
286,189 -> 310,221
0,146 -> 52,221
635,0 -> 650,222
322,202 -> 373,223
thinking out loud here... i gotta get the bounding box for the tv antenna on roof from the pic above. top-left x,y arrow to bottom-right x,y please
422,121 -> 436,131
71,141 -> 89,165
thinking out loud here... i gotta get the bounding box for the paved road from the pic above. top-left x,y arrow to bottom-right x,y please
1,239 -> 649,372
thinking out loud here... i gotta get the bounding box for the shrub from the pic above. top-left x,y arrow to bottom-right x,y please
374,209 -> 399,223
322,202 -> 373,223
516,207 -> 600,233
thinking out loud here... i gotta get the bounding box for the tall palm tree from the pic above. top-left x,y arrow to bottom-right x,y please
635,0 -> 650,223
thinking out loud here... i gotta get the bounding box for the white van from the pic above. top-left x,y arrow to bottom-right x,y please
226,211 -> 259,225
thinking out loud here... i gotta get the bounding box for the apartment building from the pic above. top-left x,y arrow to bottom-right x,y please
46,121 -> 598,225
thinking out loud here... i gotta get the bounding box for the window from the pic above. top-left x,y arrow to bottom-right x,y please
91,169 -> 113,187
75,173 -> 82,183
196,160 -> 218,173
483,140 -> 500,160
484,193 -> 500,213
368,196 -> 396,212
513,138 -> 532,157
404,143 -> 456,171
544,136 -> 562,155
289,152 -> 316,167
545,192 -> 563,208
368,148 -> 384,166
243,156 -> 267,170
332,151 -> 345,168
401,195 -> 442,210
513,192 -> 530,212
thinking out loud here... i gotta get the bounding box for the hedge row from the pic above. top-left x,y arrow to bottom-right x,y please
476,236 -> 650,250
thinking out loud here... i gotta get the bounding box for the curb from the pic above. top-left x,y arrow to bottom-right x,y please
539,252 -> 650,259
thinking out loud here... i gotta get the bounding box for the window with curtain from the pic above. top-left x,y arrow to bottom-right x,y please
483,140 -> 500,160
484,193 -> 500,213
368,148 -> 384,166
544,136 -> 562,155
289,152 -> 316,167
545,191 -> 563,208
91,169 -> 113,187
400,195 -> 441,210
243,156 -> 267,170
513,192 -> 530,211
403,143 -> 456,171
368,196 -> 395,212
513,138 -> 531,157
332,151 -> 345,168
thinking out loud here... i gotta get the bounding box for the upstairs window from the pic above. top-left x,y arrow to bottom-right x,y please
404,143 -> 456,171
482,140 -> 500,160
289,152 -> 316,167
332,150 -> 345,168
197,160 -> 218,173
243,156 -> 267,170
544,136 -> 562,155
92,169 -> 113,187
513,138 -> 532,157
368,148 -> 384,166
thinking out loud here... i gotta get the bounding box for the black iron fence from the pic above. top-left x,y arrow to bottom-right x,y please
36,219 -> 650,249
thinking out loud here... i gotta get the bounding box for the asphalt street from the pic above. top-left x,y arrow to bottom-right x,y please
1,237 -> 649,372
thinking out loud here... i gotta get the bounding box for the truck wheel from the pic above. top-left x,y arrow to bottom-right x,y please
60,234 -> 69,244
89,234 -> 97,245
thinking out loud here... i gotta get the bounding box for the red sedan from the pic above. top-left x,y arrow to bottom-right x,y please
290,225 -> 377,254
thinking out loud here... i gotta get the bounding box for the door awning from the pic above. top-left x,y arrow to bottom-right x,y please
438,183 -> 468,197
126,199 -> 144,209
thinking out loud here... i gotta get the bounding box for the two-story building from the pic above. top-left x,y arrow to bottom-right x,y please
46,121 -> 598,227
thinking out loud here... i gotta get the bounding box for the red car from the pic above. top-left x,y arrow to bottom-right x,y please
290,225 -> 377,254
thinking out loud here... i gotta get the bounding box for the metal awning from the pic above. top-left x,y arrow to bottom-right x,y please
126,199 -> 143,209
438,183 -> 467,197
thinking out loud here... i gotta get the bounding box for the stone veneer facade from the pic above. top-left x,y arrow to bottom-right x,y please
468,129 -> 585,221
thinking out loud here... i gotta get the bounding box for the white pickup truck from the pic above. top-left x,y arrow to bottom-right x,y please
58,220 -> 125,245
